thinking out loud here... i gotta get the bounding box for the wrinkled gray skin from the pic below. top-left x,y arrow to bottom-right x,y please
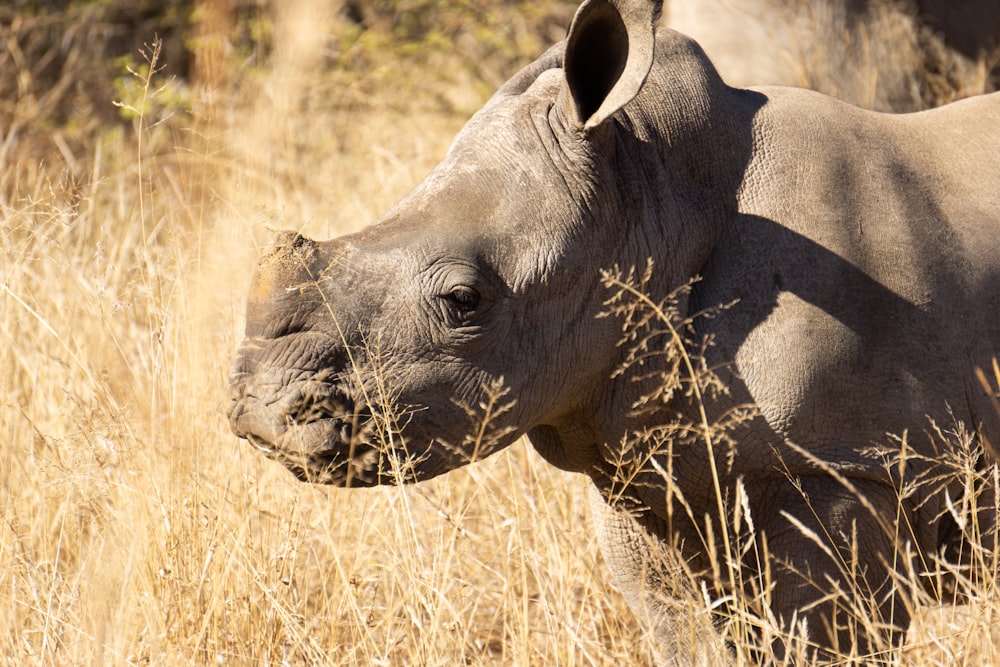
669,0 -> 1000,112
229,0 -> 1000,663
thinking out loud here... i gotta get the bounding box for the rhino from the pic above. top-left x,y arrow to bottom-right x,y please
228,0 -> 1000,662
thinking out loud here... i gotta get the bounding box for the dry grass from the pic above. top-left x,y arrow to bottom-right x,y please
1,1 -> 997,665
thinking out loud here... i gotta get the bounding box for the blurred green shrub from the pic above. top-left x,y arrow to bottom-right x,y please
0,0 -> 575,146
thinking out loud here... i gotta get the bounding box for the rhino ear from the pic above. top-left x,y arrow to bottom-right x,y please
559,0 -> 661,131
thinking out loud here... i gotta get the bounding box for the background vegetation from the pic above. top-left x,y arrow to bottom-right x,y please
1,1 -> 996,664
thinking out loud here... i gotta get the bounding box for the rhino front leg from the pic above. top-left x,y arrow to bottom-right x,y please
589,487 -> 734,667
755,477 -> 913,664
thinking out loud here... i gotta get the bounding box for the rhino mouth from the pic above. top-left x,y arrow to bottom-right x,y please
248,418 -> 375,486
230,383 -> 407,487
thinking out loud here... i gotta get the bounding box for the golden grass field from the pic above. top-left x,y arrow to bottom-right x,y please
1,1 -> 998,665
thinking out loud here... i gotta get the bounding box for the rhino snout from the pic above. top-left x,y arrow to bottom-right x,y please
228,350 -> 391,485
229,373 -> 360,443
228,396 -> 283,449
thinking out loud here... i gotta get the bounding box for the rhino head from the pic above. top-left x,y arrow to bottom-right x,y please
228,0 -> 736,486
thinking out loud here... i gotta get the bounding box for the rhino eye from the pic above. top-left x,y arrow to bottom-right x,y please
443,286 -> 480,312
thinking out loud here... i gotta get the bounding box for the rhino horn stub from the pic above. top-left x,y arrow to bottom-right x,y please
561,0 -> 661,130
252,231 -> 322,300
246,231 -> 329,339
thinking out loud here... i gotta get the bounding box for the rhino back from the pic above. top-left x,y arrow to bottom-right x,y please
686,88 -> 1000,466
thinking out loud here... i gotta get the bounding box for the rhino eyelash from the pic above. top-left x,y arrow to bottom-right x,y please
442,286 -> 481,312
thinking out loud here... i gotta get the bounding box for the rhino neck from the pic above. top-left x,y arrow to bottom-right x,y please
613,31 -> 765,295
529,34 -> 767,490
527,423 -> 601,473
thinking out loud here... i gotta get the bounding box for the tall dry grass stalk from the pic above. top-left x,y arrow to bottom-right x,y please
1,1 -> 997,665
